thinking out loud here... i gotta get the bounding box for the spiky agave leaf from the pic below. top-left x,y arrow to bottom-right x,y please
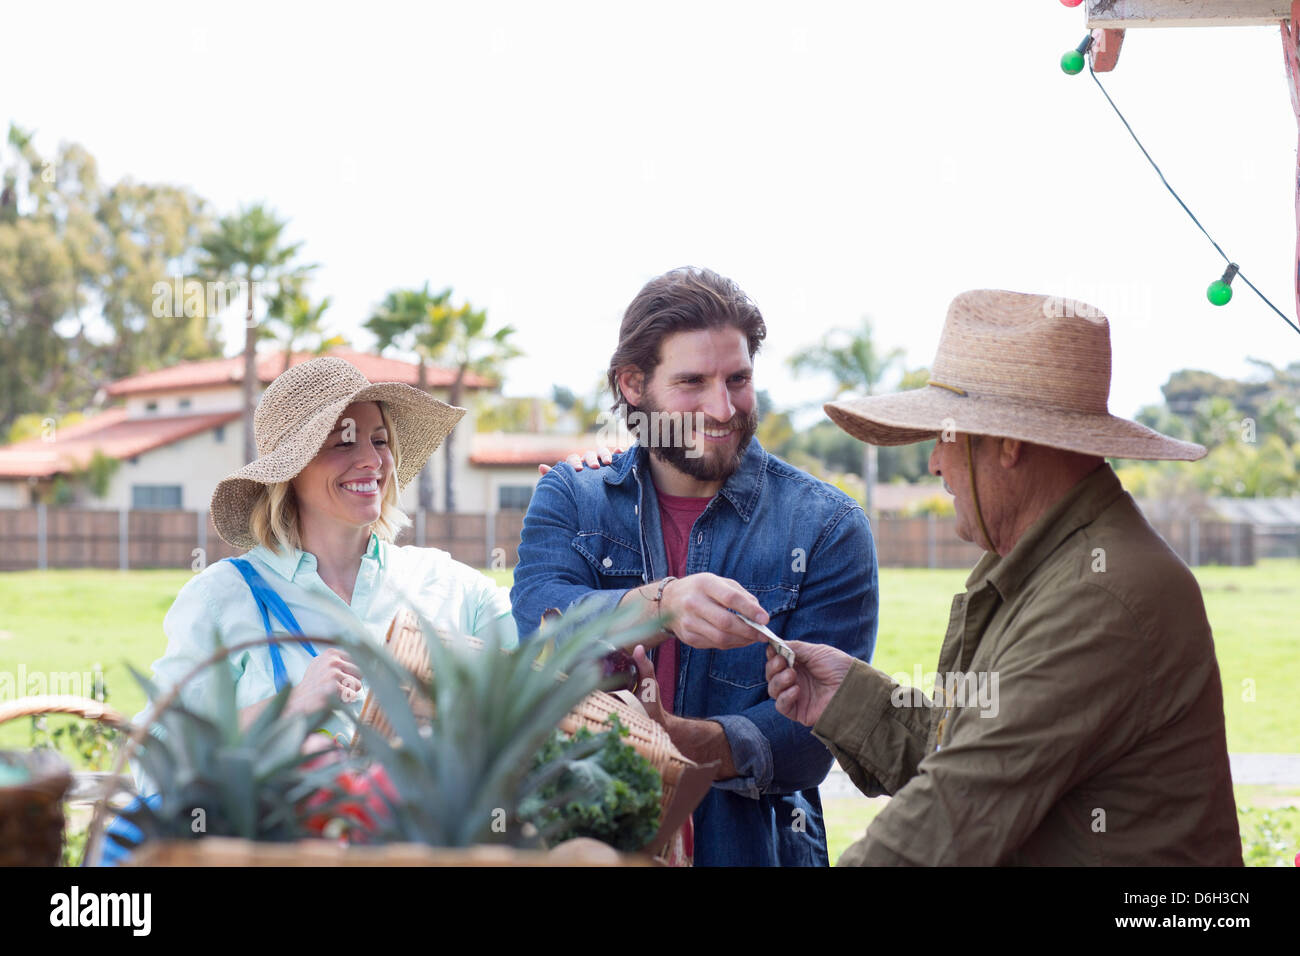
342,639 -> 463,844
117,639 -> 353,847
472,605 -> 660,803
338,601 -> 664,849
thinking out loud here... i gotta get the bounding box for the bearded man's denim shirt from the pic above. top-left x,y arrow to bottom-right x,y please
511,439 -> 878,866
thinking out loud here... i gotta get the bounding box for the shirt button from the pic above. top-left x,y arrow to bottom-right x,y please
602,556 -> 612,568
696,532 -> 703,544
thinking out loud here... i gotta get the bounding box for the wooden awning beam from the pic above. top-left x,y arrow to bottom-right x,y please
1282,3 -> 1300,326
1090,28 -> 1126,71
1087,1 -> 1291,28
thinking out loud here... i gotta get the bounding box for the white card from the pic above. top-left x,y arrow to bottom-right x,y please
734,612 -> 796,667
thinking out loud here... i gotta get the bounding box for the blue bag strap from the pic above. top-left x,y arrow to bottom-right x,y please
225,557 -> 309,637
97,792 -> 160,866
224,557 -> 318,692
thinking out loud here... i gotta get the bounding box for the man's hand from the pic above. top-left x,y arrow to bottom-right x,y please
659,572 -> 769,650
631,644 -> 667,726
631,643 -> 737,779
765,640 -> 855,727
538,446 -> 624,476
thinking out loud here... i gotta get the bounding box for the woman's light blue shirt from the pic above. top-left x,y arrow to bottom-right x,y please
142,531 -> 516,736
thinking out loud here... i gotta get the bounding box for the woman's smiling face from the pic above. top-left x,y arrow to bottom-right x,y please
291,401 -> 394,533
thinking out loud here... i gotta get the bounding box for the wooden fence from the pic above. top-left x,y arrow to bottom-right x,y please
0,507 -> 1253,571
0,507 -> 527,572
871,513 -> 1254,568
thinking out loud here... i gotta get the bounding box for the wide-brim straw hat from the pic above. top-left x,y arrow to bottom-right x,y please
825,289 -> 1205,461
211,356 -> 466,550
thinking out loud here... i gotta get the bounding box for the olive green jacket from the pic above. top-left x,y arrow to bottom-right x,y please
815,465 -> 1242,865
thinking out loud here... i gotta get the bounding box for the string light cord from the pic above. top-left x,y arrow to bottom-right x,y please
1088,59 -> 1300,337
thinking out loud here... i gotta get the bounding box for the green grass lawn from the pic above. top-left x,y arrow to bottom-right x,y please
0,568 -> 194,748
2,560 -> 1296,866
1,560 -> 1295,753
824,787 -> 1300,866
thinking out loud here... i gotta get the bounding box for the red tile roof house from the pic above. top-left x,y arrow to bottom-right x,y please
0,348 -> 603,519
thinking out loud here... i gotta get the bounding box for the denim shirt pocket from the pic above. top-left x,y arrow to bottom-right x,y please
707,584 -> 799,689
571,531 -> 646,585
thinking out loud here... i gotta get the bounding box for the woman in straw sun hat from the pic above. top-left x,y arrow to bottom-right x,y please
142,356 -> 518,737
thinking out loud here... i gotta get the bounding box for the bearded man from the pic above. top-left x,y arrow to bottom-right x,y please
511,266 -> 878,866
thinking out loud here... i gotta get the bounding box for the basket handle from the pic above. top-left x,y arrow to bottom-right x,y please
0,695 -> 126,729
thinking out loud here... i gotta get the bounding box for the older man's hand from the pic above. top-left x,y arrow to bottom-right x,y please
765,641 -> 854,727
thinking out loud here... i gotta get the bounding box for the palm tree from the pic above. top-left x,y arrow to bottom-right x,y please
198,205 -> 313,464
266,279 -> 334,372
551,378 -> 607,432
430,299 -> 521,512
788,317 -> 903,517
365,283 -> 454,512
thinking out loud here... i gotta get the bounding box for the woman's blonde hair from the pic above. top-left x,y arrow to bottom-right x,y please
246,401 -> 412,556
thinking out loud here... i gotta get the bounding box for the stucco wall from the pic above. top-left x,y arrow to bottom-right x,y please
5,383 -> 493,513
125,387 -> 243,418
103,419 -> 246,511
0,481 -> 28,507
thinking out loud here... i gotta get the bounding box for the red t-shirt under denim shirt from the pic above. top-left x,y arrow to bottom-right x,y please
653,489 -> 712,715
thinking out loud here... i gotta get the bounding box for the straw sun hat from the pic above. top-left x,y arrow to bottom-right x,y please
210,357 -> 466,550
824,289 -> 1206,462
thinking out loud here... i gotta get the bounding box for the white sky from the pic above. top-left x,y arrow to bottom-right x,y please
4,0 -> 1298,425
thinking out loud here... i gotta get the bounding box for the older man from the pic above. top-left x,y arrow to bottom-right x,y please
747,289 -> 1241,865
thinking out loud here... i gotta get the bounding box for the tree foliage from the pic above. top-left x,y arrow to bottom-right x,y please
430,297 -> 521,511
550,379 -> 607,433
365,283 -> 456,511
197,203 -> 313,464
266,278 -> 335,372
1121,361 -> 1300,501
0,123 -> 220,433
788,317 -> 905,397
787,317 -> 908,512
775,366 -> 934,490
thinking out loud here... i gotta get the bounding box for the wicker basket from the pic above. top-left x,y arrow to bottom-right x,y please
0,696 -> 126,867
352,608 -> 444,743
124,835 -> 644,867
557,691 -> 695,816
77,634 -> 657,867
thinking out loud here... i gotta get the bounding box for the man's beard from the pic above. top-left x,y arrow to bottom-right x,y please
631,395 -> 759,483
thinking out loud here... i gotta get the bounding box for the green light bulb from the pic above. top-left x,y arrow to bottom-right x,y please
1061,50 -> 1085,75
1207,280 -> 1233,306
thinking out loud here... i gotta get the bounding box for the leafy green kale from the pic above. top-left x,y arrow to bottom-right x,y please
521,714 -> 662,852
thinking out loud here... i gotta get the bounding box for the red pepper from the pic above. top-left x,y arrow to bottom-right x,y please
302,765 -> 396,839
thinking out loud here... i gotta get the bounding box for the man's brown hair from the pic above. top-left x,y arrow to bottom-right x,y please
607,267 -> 767,414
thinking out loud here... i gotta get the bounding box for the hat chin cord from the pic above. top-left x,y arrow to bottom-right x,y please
927,380 -> 996,551
965,434 -> 996,552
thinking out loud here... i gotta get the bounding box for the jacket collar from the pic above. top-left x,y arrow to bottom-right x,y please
255,530 -> 385,583
605,438 -> 767,522
975,463 -> 1126,599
